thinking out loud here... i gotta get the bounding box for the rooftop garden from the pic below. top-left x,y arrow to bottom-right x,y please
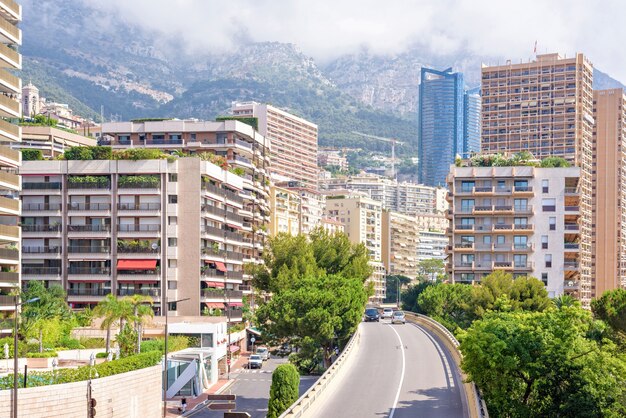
456,152 -> 571,168
18,115 -> 84,136
216,115 -> 259,131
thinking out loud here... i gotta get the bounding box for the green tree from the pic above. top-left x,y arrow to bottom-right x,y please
21,281 -> 71,352
418,283 -> 476,331
553,294 -> 579,309
267,363 -> 300,418
591,288 -> 626,335
121,295 -> 154,353
401,279 -> 435,313
460,307 -> 626,417
309,228 -> 372,282
21,149 -> 44,161
94,294 -> 123,354
417,258 -> 445,282
384,275 -> 411,304
116,323 -> 138,357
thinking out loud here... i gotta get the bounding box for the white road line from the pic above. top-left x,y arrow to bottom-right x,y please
411,323 -> 455,388
387,324 -> 406,418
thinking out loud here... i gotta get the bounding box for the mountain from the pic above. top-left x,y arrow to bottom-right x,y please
593,68 -> 626,91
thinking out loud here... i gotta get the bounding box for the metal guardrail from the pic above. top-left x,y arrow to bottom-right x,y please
280,327 -> 361,418
404,312 -> 488,418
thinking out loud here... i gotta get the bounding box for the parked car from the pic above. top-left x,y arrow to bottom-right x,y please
256,346 -> 270,361
382,308 -> 394,319
248,354 -> 263,369
391,311 -> 406,324
364,308 -> 380,322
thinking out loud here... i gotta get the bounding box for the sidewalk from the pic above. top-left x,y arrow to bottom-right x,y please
166,352 -> 251,417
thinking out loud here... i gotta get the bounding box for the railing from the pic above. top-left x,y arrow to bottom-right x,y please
0,247 -> 18,260
68,203 -> 111,210
22,267 -> 61,275
118,180 -> 160,189
493,205 -> 513,211
0,93 -> 18,116
0,195 -> 17,212
22,224 -> 61,232
0,0 -> 20,19
68,267 -> 111,275
0,271 -> 17,282
514,186 -> 533,192
564,243 -> 579,250
202,289 -> 243,299
117,224 -> 161,232
564,261 -> 579,269
22,246 -> 61,254
201,225 -> 224,236
0,17 -> 19,42
564,187 -> 577,194
0,142 -> 18,160
564,206 -> 579,212
144,138 -> 182,145
454,243 -> 474,249
564,224 -> 579,231
117,202 -> 161,211
22,182 -> 62,190
68,224 -> 111,232
117,288 -> 160,297
117,246 -> 159,254
68,246 -> 111,254
234,138 -> 253,150
22,203 -> 61,211
0,42 -> 19,66
0,295 -> 16,305
67,288 -> 111,296
67,181 -> 111,190
474,187 -> 493,193
202,182 -> 244,204
0,169 -> 18,187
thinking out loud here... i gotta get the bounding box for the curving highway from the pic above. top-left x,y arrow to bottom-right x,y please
308,320 -> 468,418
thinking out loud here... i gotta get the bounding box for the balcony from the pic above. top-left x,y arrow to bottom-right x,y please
22,267 -> 61,277
0,42 -> 19,69
0,247 -> 18,261
68,246 -> 111,254
0,169 -> 18,189
473,186 -> 494,195
453,243 -> 474,251
68,224 -> 111,233
563,280 -> 580,291
68,202 -> 111,212
0,93 -> 18,118
22,224 -> 61,234
117,202 -> 161,211
0,67 -> 19,94
513,186 -> 533,195
564,206 -> 580,214
0,195 -> 17,214
117,224 -> 161,233
0,0 -> 21,21
67,288 -> 112,297
67,180 -> 111,190
493,205 -> 514,214
22,246 -> 61,256
22,203 -> 61,212
493,261 -> 513,270
564,187 -> 578,195
117,288 -> 160,297
0,223 -> 18,240
22,181 -> 62,190
564,261 -> 579,271
453,224 -> 475,232
513,262 -> 534,271
564,242 -> 579,251
0,270 -> 17,284
202,289 -> 243,299
68,267 -> 111,275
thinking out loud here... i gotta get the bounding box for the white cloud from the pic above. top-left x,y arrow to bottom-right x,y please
83,0 -> 626,82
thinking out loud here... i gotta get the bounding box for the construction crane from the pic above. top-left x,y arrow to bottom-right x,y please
352,131 -> 405,180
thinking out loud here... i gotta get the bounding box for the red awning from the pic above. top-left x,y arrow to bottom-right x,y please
226,223 -> 241,230
204,281 -> 225,288
204,302 -> 224,309
227,302 -> 243,307
117,259 -> 157,270
117,278 -> 159,283
214,261 -> 227,272
229,345 -> 240,353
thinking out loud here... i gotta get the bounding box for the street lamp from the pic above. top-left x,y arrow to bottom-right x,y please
13,296 -> 39,418
162,297 -> 190,418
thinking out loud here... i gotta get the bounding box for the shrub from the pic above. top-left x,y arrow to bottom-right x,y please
96,352 -> 108,358
113,148 -> 167,161
0,337 -> 27,358
26,351 -> 58,358
140,336 -> 189,354
118,175 -> 160,188
267,363 -> 300,418
57,336 -> 83,350
90,146 -> 113,160
64,146 -> 94,160
22,149 -> 44,161
67,175 -> 109,185
79,338 -> 106,349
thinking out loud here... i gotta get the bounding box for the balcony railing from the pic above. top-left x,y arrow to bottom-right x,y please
0,271 -> 17,282
0,143 -> 18,160
564,224 -> 579,231
68,246 -> 111,254
117,203 -> 161,211
22,182 -> 62,190
117,224 -> 160,232
117,246 -> 159,254
0,247 -> 18,260
68,224 -> 111,232
0,42 -> 18,67
67,181 -> 111,190
22,203 -> 62,211
201,182 -> 243,204
514,186 -> 533,192
22,246 -> 60,254
0,170 -> 18,187
564,206 -> 580,212
22,224 -> 61,232
564,243 -> 579,250
22,267 -> 61,275
67,289 -> 111,297
117,288 -> 160,297
0,93 -> 19,117
0,295 -> 16,305
68,203 -> 111,211
68,267 -> 111,275
203,289 -> 243,299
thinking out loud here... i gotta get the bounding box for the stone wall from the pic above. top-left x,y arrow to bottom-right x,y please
0,365 -> 161,418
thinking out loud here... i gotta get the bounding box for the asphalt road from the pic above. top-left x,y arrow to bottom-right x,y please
193,356 -> 317,418
310,320 -> 468,418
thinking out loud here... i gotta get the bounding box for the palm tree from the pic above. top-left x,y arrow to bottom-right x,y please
21,281 -> 71,352
94,294 -> 122,354
122,295 -> 154,353
553,294 -> 578,309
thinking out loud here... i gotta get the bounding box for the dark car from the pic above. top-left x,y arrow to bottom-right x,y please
364,308 -> 380,322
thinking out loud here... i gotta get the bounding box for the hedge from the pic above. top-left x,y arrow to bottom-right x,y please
267,363 -> 300,418
22,149 -> 44,161
26,352 -> 58,358
0,350 -> 162,389
140,335 -> 189,354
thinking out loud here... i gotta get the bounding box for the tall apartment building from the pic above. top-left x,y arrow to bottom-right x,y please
480,53 -> 594,305
0,0 -> 22,326
592,89 -> 626,294
418,67 -> 480,186
100,120 -> 271,278
323,192 -> 385,302
320,174 -> 442,215
318,149 -> 348,171
232,102 -> 318,190
417,230 -> 448,263
269,185 -> 300,236
278,181 -> 324,235
20,157 -> 250,320
382,211 -> 419,279
447,165 -> 581,299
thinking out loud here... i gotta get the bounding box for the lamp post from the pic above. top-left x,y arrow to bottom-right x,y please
13,296 -> 39,418
162,297 -> 189,418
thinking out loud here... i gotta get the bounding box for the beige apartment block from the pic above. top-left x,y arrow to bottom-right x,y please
323,191 -> 385,302
318,149 -> 348,171
20,157 -> 250,320
101,119 -> 271,276
269,185 -> 300,236
415,213 -> 449,232
481,52 -> 593,305
593,89 -> 626,295
382,211 -> 419,279
277,180 -> 325,235
417,230 -> 448,263
0,0 -> 22,329
321,218 -> 344,235
447,165 -> 581,299
232,102 -> 318,190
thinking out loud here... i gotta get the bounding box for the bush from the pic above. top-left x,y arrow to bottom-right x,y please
96,352 -> 108,358
57,336 -> 83,350
113,148 -> 167,161
26,351 -> 58,358
140,336 -> 189,354
79,338 -> 106,349
62,146 -> 112,161
267,363 -> 300,418
118,175 -> 160,188
22,149 -> 44,161
0,337 -> 27,358
0,350 -> 163,389
68,175 -> 109,185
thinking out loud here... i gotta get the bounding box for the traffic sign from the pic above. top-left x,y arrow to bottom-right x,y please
208,402 -> 236,410
250,337 -> 256,343
207,394 -> 236,401
224,413 -> 251,418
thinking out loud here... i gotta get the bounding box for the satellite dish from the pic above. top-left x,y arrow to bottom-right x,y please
151,243 -> 159,250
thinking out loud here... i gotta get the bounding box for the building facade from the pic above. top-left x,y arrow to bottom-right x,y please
417,230 -> 448,263
232,102 -> 318,190
382,211 -> 419,279
592,89 -> 626,295
480,53 -> 594,305
447,165 -> 581,299
464,86 -> 481,155
278,181 -> 324,235
21,81 -> 38,118
418,67 -> 470,187
318,149 -> 348,171
0,0 -> 22,326
10,125 -> 96,158
269,185 -> 300,236
20,158 -> 250,320
323,192 -> 385,302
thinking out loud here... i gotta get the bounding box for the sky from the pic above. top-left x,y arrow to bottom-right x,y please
84,0 -> 626,82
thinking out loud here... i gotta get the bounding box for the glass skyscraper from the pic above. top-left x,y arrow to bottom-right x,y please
418,67 -> 480,186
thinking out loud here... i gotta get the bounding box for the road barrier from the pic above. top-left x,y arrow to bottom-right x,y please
279,327 -> 361,418
404,312 -> 488,418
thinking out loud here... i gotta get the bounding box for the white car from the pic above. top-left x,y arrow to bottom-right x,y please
391,311 -> 406,324
248,354 -> 263,369
255,346 -> 270,361
382,308 -> 394,319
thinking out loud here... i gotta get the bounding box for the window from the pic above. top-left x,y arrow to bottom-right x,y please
483,236 -> 492,244
514,254 -> 528,268
168,195 -> 178,204
168,216 -> 177,225
545,254 -> 552,268
497,180 -> 507,191
549,217 -> 556,231
168,259 -> 177,268
461,254 -> 475,263
542,179 -> 549,193
541,273 -> 548,285
461,199 -> 475,212
168,238 -> 177,247
514,199 -> 528,211
514,180 -> 529,191
542,235 -> 548,249
461,181 -> 475,192
542,198 -> 556,212
168,280 -> 177,290
461,218 -> 475,226
497,235 -> 505,244
514,217 -> 528,226
168,302 -> 177,311
190,133 -> 197,141
168,173 -> 178,182
514,235 -> 528,249
460,273 -> 475,282
461,236 -> 475,244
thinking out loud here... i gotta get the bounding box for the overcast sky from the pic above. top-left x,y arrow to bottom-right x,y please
86,0 -> 625,82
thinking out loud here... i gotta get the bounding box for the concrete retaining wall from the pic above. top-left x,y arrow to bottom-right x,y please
0,364 -> 162,418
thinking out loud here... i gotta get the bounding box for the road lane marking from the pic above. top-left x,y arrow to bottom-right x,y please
410,323 -> 455,388
388,324 -> 406,418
